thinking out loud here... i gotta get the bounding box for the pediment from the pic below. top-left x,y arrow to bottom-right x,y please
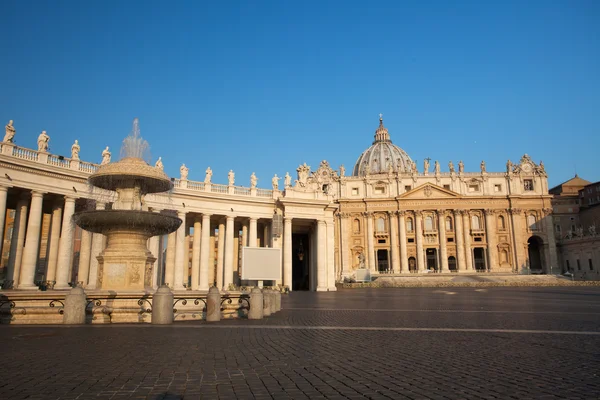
399,183 -> 460,199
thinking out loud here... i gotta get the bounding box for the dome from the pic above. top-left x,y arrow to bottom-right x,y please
352,117 -> 413,176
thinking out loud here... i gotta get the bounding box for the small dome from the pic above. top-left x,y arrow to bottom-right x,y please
352,117 -> 413,176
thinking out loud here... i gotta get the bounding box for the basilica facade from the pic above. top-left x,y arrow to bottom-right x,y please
0,117 -> 557,292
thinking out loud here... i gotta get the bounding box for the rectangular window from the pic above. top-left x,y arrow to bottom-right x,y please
404,185 -> 412,192
577,259 -> 581,270
494,184 -> 502,192
524,179 -> 534,191
377,239 -> 386,244
474,237 -> 482,242
589,259 -> 594,271
374,186 -> 385,195
408,238 -> 414,243
447,237 -> 454,242
555,224 -> 561,233
468,184 -> 479,192
443,184 -> 450,190
351,187 -> 359,196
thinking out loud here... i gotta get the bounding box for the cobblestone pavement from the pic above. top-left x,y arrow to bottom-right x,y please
1,287 -> 599,400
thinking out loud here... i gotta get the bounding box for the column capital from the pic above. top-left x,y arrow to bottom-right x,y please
226,215 -> 235,222
63,195 -> 76,202
397,210 -> 407,217
31,190 -> 46,198
201,212 -> 212,218
388,210 -> 399,216
249,216 -> 258,221
317,219 -> 326,226
508,208 -> 522,215
436,209 -> 447,216
0,186 -> 8,193
284,216 -> 292,224
414,210 -> 423,217
363,211 -> 373,217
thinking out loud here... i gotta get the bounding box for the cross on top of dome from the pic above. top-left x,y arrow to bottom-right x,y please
374,114 -> 391,144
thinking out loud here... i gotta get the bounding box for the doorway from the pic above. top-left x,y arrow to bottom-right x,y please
377,249 -> 389,272
473,248 -> 486,271
528,236 -> 543,273
292,233 -> 310,290
426,248 -> 438,272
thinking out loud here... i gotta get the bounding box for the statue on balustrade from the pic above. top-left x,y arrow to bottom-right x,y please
339,164 -> 345,177
37,130 -> 50,152
155,157 -> 163,170
284,172 -> 291,188
434,160 -> 440,174
458,160 -> 464,174
448,160 -> 455,173
204,167 -> 212,183
411,161 -> 417,174
4,120 -> 15,143
296,163 -> 310,187
250,172 -> 257,188
480,160 -> 486,173
228,170 -> 235,186
423,158 -> 430,174
506,159 -> 513,173
272,174 -> 280,190
71,140 -> 80,160
101,146 -> 111,165
180,164 -> 189,180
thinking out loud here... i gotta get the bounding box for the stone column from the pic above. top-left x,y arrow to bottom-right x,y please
87,201 -> 105,289
326,219 -> 336,290
77,230 -> 92,286
45,201 -> 63,285
241,222 -> 248,247
389,211 -> 400,273
509,208 -> 525,272
6,195 -> 28,286
454,210 -> 466,272
216,219 -> 225,289
18,191 -> 45,289
191,218 -> 201,290
282,216 -> 293,290
543,208 -> 559,274
398,211 -> 409,273
199,213 -> 211,290
340,213 -> 351,275
366,212 -> 375,271
174,211 -> 187,290
249,217 -> 258,247
165,231 -> 176,288
316,220 -> 327,291
462,211 -> 474,271
55,196 -> 76,290
438,210 -> 449,273
223,216 -> 235,289
0,186 -> 7,258
484,209 -> 497,272
415,211 -> 425,273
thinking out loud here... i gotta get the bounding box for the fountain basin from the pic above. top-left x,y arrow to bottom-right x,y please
73,210 -> 181,236
89,157 -> 173,193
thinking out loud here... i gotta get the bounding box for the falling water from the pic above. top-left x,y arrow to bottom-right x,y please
120,118 -> 151,162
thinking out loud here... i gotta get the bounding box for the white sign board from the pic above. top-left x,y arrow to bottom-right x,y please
355,268 -> 371,282
242,247 -> 282,280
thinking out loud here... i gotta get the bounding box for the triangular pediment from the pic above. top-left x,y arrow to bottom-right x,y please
399,183 -> 460,199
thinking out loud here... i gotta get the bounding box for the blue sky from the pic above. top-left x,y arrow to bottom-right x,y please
2,0 -> 598,188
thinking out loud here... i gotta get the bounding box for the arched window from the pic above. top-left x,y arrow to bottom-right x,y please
498,215 -> 506,230
471,215 -> 481,230
528,214 -> 537,230
376,217 -> 385,233
424,216 -> 434,231
445,216 -> 453,231
406,217 -> 414,232
500,249 -> 509,264
353,219 -> 361,234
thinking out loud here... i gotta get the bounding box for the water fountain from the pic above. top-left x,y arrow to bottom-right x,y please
74,118 -> 181,291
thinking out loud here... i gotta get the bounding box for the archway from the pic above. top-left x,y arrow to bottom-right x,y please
292,233 -> 310,290
448,256 -> 457,272
528,236 -> 543,273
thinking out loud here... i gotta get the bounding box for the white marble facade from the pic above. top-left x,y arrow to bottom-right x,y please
0,118 -> 557,292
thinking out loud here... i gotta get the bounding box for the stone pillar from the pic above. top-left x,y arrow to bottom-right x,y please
165,231 -> 176,288
241,222 -> 248,247
87,201 -> 105,289
398,211 -> 409,273
389,211 -> 400,273
54,197 -> 76,290
509,208 -> 525,272
248,287 -> 263,320
283,216 -> 292,290
63,286 -> 87,325
543,208 -> 559,274
149,235 -> 160,288
45,201 -> 62,285
249,217 -> 258,247
454,210 -> 466,272
174,211 -> 187,290
206,286 -> 221,322
77,230 -> 92,286
18,191 -> 45,289
326,219 -> 336,290
223,216 -> 235,290
415,211 -> 425,273
151,286 -> 174,325
366,212 -> 375,271
484,209 -> 497,272
438,210 -> 449,273
0,186 -> 7,258
199,214 -> 211,290
263,288 -> 272,316
6,195 -> 28,287
216,219 -> 225,289
462,211 -> 474,271
191,218 -> 201,290
316,220 -> 327,291
340,213 -> 351,275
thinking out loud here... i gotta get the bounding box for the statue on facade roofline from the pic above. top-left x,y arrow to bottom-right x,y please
180,164 -> 189,180
250,172 -> 257,188
4,120 -> 15,143
458,160 -> 464,174
448,160 -> 455,173
339,164 -> 345,177
434,160 -> 440,174
71,140 -> 80,160
284,172 -> 291,188
155,157 -> 163,170
538,160 -> 545,174
423,158 -> 430,174
101,146 -> 111,164
411,161 -> 417,174
37,130 -> 50,152
506,159 -> 513,173
272,174 -> 280,190
480,160 -> 486,173
204,167 -> 213,183
228,169 -> 235,186
296,163 -> 310,186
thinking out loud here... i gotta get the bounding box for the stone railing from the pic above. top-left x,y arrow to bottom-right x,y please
257,188 -> 273,197
12,145 -> 39,161
211,183 -> 228,194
